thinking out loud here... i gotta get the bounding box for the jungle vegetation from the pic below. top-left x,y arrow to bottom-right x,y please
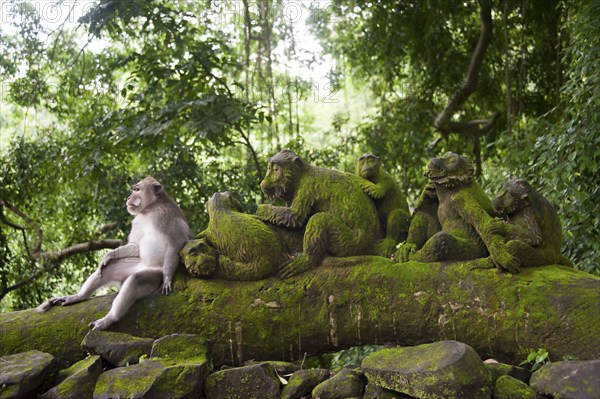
0,0 -> 598,312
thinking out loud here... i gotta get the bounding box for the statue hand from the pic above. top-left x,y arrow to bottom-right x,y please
256,204 -> 273,221
483,218 -> 508,237
488,244 -> 520,273
395,242 -> 417,263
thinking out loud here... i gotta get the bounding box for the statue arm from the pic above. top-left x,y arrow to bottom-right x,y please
359,179 -> 387,199
256,190 -> 313,229
452,193 -> 520,273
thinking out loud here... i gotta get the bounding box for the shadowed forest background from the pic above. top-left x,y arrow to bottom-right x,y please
0,0 -> 598,312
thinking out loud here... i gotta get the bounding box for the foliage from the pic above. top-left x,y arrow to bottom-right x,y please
330,345 -> 384,370
519,348 -> 550,372
0,0 -> 598,311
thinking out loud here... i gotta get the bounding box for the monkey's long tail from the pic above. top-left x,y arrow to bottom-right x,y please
34,301 -> 53,313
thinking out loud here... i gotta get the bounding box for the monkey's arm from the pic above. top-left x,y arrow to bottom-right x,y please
98,243 -> 139,272
160,245 -> 181,295
453,194 -> 519,273
358,179 -> 387,199
256,191 -> 313,229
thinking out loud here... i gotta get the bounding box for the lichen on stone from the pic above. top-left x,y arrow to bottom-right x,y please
355,153 -> 411,258
256,149 -> 381,277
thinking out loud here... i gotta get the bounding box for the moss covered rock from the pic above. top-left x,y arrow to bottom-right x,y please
40,355 -> 103,399
81,330 -> 153,367
311,367 -> 366,399
493,375 -> 537,399
280,368 -> 329,399
484,361 -> 531,384
363,383 -> 414,399
362,340 -> 492,399
150,333 -> 210,365
93,357 -> 208,399
0,350 -> 59,399
204,363 -> 281,399
529,360 -> 600,399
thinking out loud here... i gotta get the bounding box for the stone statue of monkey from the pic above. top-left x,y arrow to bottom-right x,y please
37,177 -> 193,330
411,152 -> 519,273
256,149 -> 381,278
395,183 -> 441,262
484,178 -> 573,268
189,191 -> 290,280
356,153 -> 411,258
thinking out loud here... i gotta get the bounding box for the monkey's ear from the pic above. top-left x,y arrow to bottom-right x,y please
153,182 -> 164,196
292,156 -> 304,168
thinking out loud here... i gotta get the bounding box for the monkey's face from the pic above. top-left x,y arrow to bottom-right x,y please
425,152 -> 474,188
126,177 -> 162,215
492,180 -> 530,216
260,161 -> 294,202
356,153 -> 380,181
208,191 -> 244,213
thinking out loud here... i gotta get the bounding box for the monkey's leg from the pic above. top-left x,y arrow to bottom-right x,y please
90,267 -> 162,331
278,213 -> 357,278
216,256 -> 275,281
47,257 -> 140,307
505,240 -> 558,268
386,208 -> 411,243
411,232 -> 487,262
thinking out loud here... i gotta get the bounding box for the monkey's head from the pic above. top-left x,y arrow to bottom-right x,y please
260,149 -> 307,202
425,152 -> 474,188
356,153 -> 381,181
207,191 -> 244,214
492,178 -> 533,216
126,176 -> 164,215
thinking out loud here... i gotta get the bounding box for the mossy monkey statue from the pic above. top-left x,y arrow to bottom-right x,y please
484,178 -> 573,268
356,153 -> 411,258
395,183 -> 441,262
405,152 -> 519,273
182,191 -> 289,280
256,149 -> 381,277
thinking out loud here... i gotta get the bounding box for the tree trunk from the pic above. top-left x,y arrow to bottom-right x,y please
1,257 -> 598,367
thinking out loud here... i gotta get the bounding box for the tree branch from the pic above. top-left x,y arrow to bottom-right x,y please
38,239 -> 122,263
434,1 -> 493,133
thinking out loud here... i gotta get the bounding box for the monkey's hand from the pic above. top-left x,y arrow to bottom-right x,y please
48,294 -> 82,307
482,218 -> 508,237
360,181 -> 386,199
277,254 -> 313,278
395,242 -> 417,263
160,277 -> 172,295
98,251 -> 115,276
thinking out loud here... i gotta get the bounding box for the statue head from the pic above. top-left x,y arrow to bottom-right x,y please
425,152 -> 474,188
260,149 -> 307,202
356,153 -> 381,181
492,178 -> 533,215
207,191 -> 244,214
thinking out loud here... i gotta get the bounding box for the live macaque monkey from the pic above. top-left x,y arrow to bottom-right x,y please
37,177 -> 193,330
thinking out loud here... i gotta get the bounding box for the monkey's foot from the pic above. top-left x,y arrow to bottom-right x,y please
49,295 -> 82,307
467,257 -> 495,271
395,242 -> 417,263
277,254 -> 314,279
375,238 -> 397,259
89,316 -> 116,331
489,246 -> 520,274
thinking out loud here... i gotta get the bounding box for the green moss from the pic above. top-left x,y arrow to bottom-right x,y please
256,150 -> 381,276
355,153 -> 411,257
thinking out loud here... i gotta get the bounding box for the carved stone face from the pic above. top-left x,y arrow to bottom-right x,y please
356,153 -> 381,181
492,179 -> 531,215
260,150 -> 304,202
207,191 -> 243,214
425,152 -> 474,188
